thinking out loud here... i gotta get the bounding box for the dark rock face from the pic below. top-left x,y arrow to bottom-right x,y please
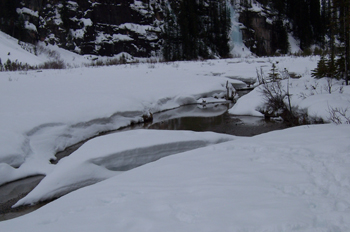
9,0 -> 289,57
239,10 -> 272,56
239,9 -> 289,56
19,0 -> 163,57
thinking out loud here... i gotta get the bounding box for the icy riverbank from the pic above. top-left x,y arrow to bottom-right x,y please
0,63 -> 236,185
0,124 -> 349,231
0,55 -> 322,187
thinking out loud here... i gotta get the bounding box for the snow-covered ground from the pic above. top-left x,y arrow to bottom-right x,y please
230,64 -> 350,121
0,31 -> 87,67
1,125 -> 349,231
1,32 -> 350,231
0,54 -> 325,181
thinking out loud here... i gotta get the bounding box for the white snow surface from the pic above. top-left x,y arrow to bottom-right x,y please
0,31 -> 45,65
16,7 -> 39,17
0,31 -> 88,66
1,41 -> 348,187
0,61 -> 233,184
0,29 -> 350,231
14,130 -> 234,206
1,124 -> 350,232
229,57 -> 350,121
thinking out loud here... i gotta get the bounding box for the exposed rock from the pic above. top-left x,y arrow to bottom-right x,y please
7,0 -> 290,58
239,8 -> 289,56
19,0 -> 163,57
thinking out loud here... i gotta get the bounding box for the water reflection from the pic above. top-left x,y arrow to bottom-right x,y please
0,102 -> 288,221
146,103 -> 287,137
152,103 -> 230,123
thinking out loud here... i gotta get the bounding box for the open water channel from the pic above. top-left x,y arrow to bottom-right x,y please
0,101 -> 288,221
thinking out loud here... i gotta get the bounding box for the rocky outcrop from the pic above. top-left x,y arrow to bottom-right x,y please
239,8 -> 289,56
17,0 -> 163,57
9,0 -> 290,58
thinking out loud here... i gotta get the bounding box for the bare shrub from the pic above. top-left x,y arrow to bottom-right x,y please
36,45 -> 61,61
328,106 -> 350,124
38,60 -> 66,69
257,64 -> 323,126
0,59 -> 33,72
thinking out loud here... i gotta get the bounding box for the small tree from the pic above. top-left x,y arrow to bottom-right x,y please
257,66 -> 312,125
312,56 -> 328,78
268,63 -> 280,81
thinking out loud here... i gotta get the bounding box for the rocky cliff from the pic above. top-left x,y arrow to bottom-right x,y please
1,0 -> 299,58
238,4 -> 289,56
13,0 -> 163,57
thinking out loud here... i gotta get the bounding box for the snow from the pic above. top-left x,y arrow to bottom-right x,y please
95,32 -> 134,43
230,63 -> 350,122
0,31 -> 45,65
112,33 -> 134,42
24,21 -> 37,32
71,28 -> 85,39
1,30 -> 350,231
119,23 -> 161,36
0,56 -> 235,184
250,0 -> 265,13
289,34 -> 302,54
1,124 -> 350,231
130,1 -> 149,16
230,87 -> 264,116
80,18 -> 92,27
14,130 -> 234,206
16,7 -> 39,17
70,18 -> 92,39
0,31 -> 88,67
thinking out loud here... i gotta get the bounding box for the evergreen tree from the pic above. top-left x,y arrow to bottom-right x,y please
272,0 -> 286,15
162,1 -> 181,61
161,0 -> 231,61
333,0 -> 350,84
16,13 -> 26,42
320,0 -> 329,47
272,18 -> 289,54
0,0 -> 26,40
217,0 -> 231,57
178,0 -> 199,60
313,0 -> 349,84
309,0 -> 324,45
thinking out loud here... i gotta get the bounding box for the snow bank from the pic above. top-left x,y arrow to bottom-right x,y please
230,86 -> 264,116
0,54 -> 325,186
0,61 -> 234,185
14,130 -> 234,206
229,57 -> 350,122
1,124 -> 349,231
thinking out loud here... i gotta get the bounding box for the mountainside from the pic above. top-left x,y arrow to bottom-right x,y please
0,0 -> 325,59
1,0 -> 163,57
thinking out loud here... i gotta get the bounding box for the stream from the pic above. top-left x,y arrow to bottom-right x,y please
0,102 -> 287,221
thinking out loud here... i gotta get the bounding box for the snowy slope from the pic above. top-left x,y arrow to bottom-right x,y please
0,31 -> 45,65
0,31 -> 88,67
0,125 -> 349,231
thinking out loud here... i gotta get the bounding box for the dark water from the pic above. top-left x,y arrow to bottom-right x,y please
143,103 -> 287,137
0,176 -> 46,221
0,102 -> 287,221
